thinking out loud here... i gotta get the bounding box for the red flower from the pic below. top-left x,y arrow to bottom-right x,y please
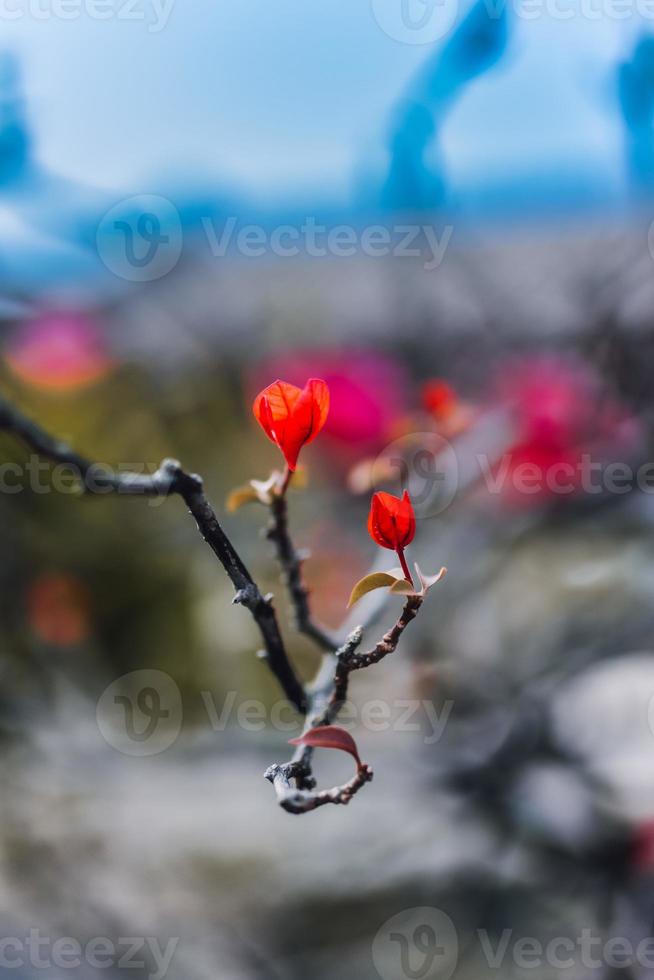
368,490 -> 416,584
253,378 -> 330,472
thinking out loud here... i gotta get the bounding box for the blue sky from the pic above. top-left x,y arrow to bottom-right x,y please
1,2 -> 651,208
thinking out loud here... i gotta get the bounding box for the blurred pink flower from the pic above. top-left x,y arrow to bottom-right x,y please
490,356 -> 642,507
5,310 -> 115,392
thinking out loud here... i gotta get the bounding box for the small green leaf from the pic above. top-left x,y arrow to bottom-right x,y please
389,578 -> 416,595
347,572 -> 400,608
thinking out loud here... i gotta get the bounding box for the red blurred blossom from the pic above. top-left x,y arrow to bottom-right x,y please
421,377 -> 476,439
422,379 -> 458,420
490,356 -> 642,508
6,310 -> 115,392
368,489 -> 416,584
253,378 -> 329,472
251,351 -> 409,464
27,572 -> 91,647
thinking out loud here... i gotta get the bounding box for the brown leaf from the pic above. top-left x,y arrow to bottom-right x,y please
226,484 -> 261,512
289,725 -> 363,768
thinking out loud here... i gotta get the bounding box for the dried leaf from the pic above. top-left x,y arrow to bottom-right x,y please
415,564 -> 447,593
347,572 -> 401,608
226,484 -> 261,513
389,578 -> 416,595
250,472 -> 281,504
289,725 -> 362,768
229,466 -> 307,512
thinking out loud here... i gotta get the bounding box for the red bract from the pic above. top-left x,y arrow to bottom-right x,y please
368,490 -> 416,585
253,378 -> 330,472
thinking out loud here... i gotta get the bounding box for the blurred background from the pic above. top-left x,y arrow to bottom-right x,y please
3,3 -> 654,979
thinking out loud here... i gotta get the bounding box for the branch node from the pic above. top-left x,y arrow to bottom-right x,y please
336,625 -> 364,663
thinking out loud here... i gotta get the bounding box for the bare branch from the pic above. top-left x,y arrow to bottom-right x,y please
0,395 -> 429,814
264,597 -> 422,813
0,397 -> 307,714
335,595 -> 423,682
264,759 -> 373,814
266,491 -> 338,652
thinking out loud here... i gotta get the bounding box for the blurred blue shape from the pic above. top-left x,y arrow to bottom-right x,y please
0,51 -> 30,187
619,33 -> 654,191
383,0 -> 509,211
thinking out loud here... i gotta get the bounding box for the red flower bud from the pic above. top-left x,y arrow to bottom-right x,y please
367,490 -> 416,584
253,378 -> 330,472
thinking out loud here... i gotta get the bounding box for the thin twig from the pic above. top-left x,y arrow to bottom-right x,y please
334,595 -> 423,690
264,759 -> 373,814
0,397 -> 307,714
266,491 -> 337,652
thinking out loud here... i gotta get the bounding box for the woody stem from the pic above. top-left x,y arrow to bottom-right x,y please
267,465 -> 338,653
397,548 -> 413,587
279,464 -> 293,497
